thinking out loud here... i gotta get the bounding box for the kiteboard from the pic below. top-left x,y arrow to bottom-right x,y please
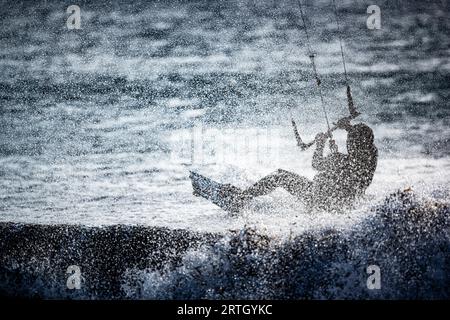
189,171 -> 250,213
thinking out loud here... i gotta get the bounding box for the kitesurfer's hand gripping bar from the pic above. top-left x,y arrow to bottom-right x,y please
291,112 -> 360,151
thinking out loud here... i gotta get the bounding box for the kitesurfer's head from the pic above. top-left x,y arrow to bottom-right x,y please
347,123 -> 374,154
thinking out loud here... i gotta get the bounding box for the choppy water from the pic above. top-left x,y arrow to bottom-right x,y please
0,191 -> 449,299
0,0 -> 449,234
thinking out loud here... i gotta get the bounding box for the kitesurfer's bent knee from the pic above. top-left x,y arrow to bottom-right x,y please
242,169 -> 313,200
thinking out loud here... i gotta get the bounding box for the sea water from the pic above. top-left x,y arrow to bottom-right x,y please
0,0 -> 449,235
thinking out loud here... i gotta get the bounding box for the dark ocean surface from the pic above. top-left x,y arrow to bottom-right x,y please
0,0 -> 449,299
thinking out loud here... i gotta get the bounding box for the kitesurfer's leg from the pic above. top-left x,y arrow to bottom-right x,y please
243,169 -> 313,200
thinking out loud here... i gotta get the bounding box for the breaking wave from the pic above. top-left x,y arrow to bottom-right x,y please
1,191 -> 449,299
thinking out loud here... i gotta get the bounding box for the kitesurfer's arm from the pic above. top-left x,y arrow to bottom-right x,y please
347,85 -> 354,112
346,85 -> 360,118
312,132 -> 328,171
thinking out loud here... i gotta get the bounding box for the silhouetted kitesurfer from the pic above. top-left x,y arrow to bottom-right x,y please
190,2 -> 378,213
190,90 -> 378,213
238,118 -> 378,211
